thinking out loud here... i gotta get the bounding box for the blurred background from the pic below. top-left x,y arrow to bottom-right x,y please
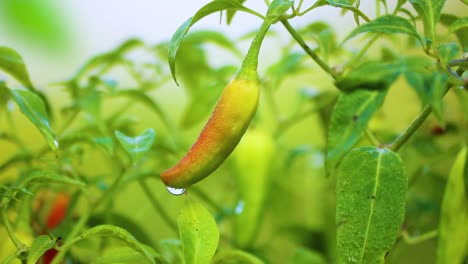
0,1 -> 466,263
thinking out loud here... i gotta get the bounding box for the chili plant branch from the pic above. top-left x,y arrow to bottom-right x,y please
0,206 -> 22,248
390,66 -> 465,152
280,19 -> 338,80
401,229 -> 438,245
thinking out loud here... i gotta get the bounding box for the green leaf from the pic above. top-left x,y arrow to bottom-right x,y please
212,250 -> 265,264
27,235 -> 56,264
448,17 -> 468,32
16,171 -> 85,189
436,43 -> 459,66
326,90 -> 387,170
436,147 -> 468,264
336,147 -> 407,263
178,198 -> 219,264
168,0 -> 257,84
409,0 -> 446,46
447,17 -> 468,52
9,89 -> 58,150
62,225 -> 155,264
115,128 -> 156,164
226,0 -> 247,24
88,212 -> 155,247
265,0 -> 293,23
336,61 -> 402,92
91,247 -> 158,264
343,15 -> 421,42
0,46 -> 34,88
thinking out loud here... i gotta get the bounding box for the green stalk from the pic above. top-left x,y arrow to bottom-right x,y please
281,19 -> 338,80
238,20 -> 272,81
390,105 -> 432,152
402,229 -> 438,245
1,207 -> 22,248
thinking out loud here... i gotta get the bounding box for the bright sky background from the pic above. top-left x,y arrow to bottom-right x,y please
0,1 -> 465,85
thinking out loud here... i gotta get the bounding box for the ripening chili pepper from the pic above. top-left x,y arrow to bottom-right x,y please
46,192 -> 70,229
39,192 -> 69,264
161,13 -> 279,189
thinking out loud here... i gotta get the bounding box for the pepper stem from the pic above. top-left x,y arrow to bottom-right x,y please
238,21 -> 272,81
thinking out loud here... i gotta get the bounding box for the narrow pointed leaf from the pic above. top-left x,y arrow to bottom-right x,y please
17,171 -> 85,189
335,61 -> 402,92
62,225 -> 155,264
337,147 -> 407,263
91,247 -> 160,264
0,46 -> 34,88
226,0 -> 247,24
115,128 -> 156,164
344,15 -> 421,42
326,90 -> 387,171
436,147 -> 468,264
409,0 -> 446,45
27,235 -> 56,264
9,89 -> 58,150
168,0 -> 256,84
178,198 -> 219,264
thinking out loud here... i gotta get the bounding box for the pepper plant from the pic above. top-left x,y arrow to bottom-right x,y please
0,0 -> 467,263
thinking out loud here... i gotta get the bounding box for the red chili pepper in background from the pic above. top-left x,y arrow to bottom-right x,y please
37,192 -> 70,264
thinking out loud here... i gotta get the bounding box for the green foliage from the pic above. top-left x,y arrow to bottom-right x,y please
0,1 -> 466,263
0,47 -> 34,89
26,235 -> 56,264
326,90 -> 387,171
336,147 -> 407,263
177,198 -> 219,264
9,89 -> 58,151
115,129 -> 156,164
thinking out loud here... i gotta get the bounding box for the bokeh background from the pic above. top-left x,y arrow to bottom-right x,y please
0,1 -> 467,263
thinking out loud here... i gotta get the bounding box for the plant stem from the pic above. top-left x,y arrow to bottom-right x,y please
0,207 -> 21,248
402,229 -> 438,245
239,17 -> 272,80
281,19 -> 338,80
138,180 -> 178,232
390,105 -> 432,152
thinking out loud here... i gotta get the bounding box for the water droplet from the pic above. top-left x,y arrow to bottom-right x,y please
54,139 -> 59,149
235,200 -> 245,214
166,186 -> 186,196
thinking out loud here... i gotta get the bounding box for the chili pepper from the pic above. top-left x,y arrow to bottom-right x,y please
161,0 -> 293,189
46,192 -> 70,229
161,74 -> 260,188
162,25 -> 271,189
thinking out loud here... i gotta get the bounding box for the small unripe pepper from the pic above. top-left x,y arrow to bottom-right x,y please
233,128 -> 275,248
161,0 -> 293,188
